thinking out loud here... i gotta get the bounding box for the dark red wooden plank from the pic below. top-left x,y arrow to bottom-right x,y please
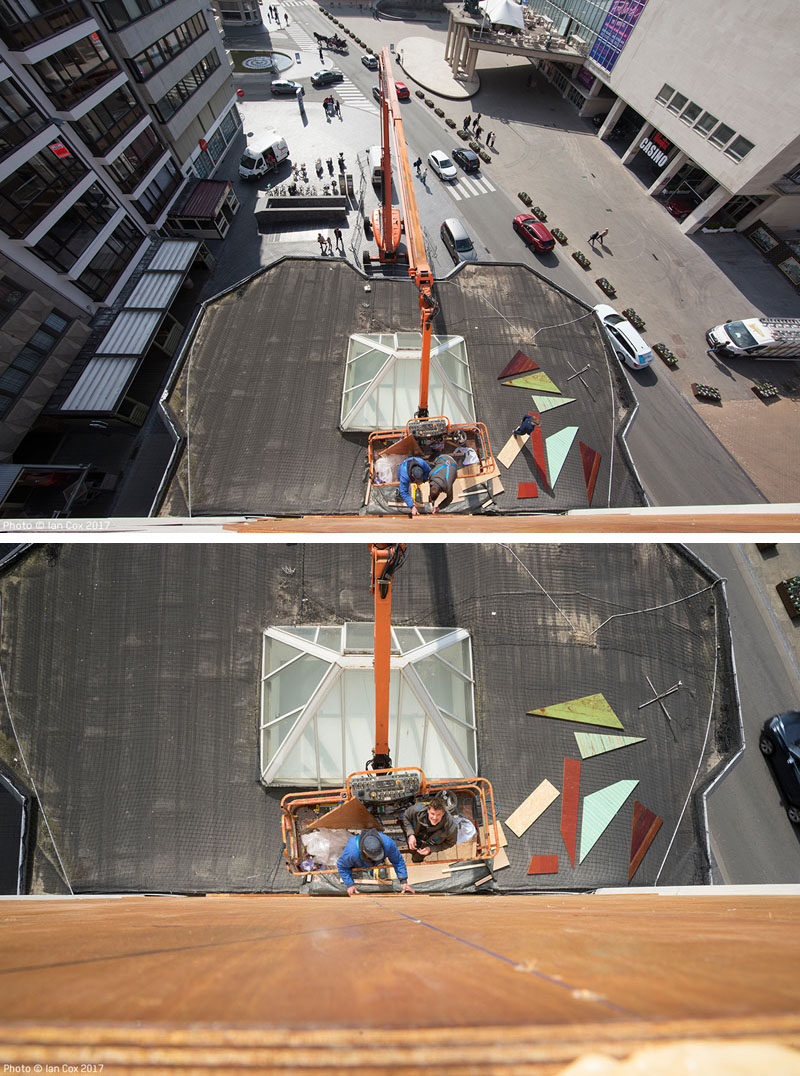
579,441 -> 602,506
560,757 -> 581,868
527,854 -> 559,875
628,800 -> 663,882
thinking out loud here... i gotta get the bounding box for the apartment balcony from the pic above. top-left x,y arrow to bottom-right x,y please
0,0 -> 93,52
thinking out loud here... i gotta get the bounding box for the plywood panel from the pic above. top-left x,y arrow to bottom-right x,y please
497,432 -> 529,469
306,797 -> 382,832
505,779 -> 560,837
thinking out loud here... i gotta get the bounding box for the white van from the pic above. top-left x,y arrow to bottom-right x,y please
239,136 -> 289,180
705,317 -> 800,359
367,145 -> 383,187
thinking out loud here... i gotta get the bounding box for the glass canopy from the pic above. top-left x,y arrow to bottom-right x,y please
260,624 -> 477,786
340,332 -> 476,431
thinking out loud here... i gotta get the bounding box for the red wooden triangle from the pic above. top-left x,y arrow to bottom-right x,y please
498,350 -> 539,380
560,757 -> 580,868
530,422 -> 549,490
579,441 -> 602,505
628,800 -> 662,882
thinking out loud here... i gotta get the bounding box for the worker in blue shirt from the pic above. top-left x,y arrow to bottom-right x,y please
337,829 -> 416,896
397,457 -> 431,516
427,453 -> 459,513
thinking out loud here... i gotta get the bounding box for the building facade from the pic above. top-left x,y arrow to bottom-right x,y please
0,0 -> 240,466
518,0 -> 800,243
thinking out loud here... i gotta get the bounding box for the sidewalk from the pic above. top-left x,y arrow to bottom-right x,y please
323,3 -> 800,504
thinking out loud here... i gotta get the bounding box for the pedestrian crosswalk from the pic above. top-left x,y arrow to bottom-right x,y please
444,173 -> 496,201
335,76 -> 377,112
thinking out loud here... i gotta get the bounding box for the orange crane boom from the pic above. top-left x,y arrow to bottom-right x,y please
375,47 -> 438,418
369,542 -> 406,769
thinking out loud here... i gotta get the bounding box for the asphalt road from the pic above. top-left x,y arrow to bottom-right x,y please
693,543 -> 800,883
279,22 -> 773,510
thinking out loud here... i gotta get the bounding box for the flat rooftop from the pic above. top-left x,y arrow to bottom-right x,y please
0,544 -> 736,895
160,259 -> 644,516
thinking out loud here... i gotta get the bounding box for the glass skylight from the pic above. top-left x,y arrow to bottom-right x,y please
340,332 -> 476,431
260,624 -> 477,786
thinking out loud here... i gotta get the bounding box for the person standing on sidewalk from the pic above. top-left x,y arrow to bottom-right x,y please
334,227 -> 344,252
463,115 -> 471,129
317,233 -> 327,255
588,231 -> 600,245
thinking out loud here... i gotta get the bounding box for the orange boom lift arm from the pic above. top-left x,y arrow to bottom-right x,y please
374,47 -> 438,417
368,542 -> 406,770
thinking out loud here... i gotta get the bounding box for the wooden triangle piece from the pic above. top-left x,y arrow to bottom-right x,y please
532,395 -> 576,413
304,797 -> 383,832
628,800 -> 663,882
546,426 -> 578,488
574,732 -> 646,759
498,349 -> 539,380
579,779 -> 638,864
579,441 -> 602,505
528,692 -> 624,729
502,371 -> 561,393
560,757 -> 581,868
530,422 -> 549,490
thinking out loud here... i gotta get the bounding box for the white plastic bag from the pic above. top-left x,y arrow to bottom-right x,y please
373,456 -> 394,484
453,814 -> 477,843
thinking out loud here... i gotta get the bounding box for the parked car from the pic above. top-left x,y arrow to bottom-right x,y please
760,711 -> 800,825
512,214 -> 556,253
310,69 -> 344,87
427,150 -> 457,182
394,81 -> 410,100
452,147 -> 480,173
593,304 -> 654,370
664,195 -> 699,220
440,217 -> 477,264
362,53 -> 378,69
270,79 -> 303,95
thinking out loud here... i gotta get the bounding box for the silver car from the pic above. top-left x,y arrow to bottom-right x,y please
441,218 -> 477,264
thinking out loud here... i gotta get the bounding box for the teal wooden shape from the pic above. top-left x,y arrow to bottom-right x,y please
545,426 -> 578,487
579,779 -> 638,863
574,733 -> 646,759
532,395 -> 575,413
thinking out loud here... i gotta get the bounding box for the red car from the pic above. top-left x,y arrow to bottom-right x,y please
513,214 -> 555,253
394,81 -> 410,100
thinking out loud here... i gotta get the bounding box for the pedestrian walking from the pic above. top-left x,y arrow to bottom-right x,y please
486,131 -> 495,148
475,113 -> 481,126
317,233 -> 327,255
421,167 -> 427,183
463,115 -> 471,129
319,46 -> 324,61
588,231 -> 600,245
284,11 -> 289,24
475,125 -> 482,141
334,227 -> 343,251
598,228 -> 609,243
334,99 -> 341,117
414,156 -> 422,174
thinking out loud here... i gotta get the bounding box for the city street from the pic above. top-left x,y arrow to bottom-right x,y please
219,0 -> 800,511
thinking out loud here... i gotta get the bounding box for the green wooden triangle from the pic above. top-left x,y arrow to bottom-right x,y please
579,779 -> 638,863
532,395 -> 575,412
527,692 -> 623,729
574,733 -> 646,759
502,372 -> 561,393
545,426 -> 578,487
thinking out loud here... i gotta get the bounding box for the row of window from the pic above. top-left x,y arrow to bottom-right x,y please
0,75 -> 49,162
0,0 -> 91,51
74,217 -> 146,300
0,295 -> 71,419
72,83 -> 147,156
96,0 -> 176,34
27,32 -> 119,111
128,13 -> 208,83
0,141 -> 88,239
153,50 -> 220,124
655,84 -> 754,163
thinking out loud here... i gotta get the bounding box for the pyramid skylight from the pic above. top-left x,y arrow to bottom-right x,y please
260,624 -> 477,786
340,332 -> 476,431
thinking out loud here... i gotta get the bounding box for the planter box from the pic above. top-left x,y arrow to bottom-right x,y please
595,278 -> 616,298
622,308 -> 645,331
752,380 -> 780,401
551,228 -> 568,246
654,343 -> 678,368
776,578 -> 800,619
691,382 -> 722,403
532,206 -> 547,221
518,192 -> 532,206
572,251 -> 591,270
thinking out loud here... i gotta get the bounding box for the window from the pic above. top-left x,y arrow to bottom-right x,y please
0,310 -> 70,419
152,50 -> 221,124
655,83 -> 674,105
105,126 -> 167,192
127,14 -> 208,81
27,33 -> 120,110
0,0 -> 92,50
0,77 -> 49,162
33,182 -> 119,271
133,159 -> 181,221
260,625 -> 477,786
96,0 -> 176,33
75,217 -> 146,299
72,85 -> 146,156
0,142 -> 87,238
0,277 -> 29,325
666,91 -> 688,114
694,111 -> 718,136
708,122 -> 735,149
725,136 -> 754,163
680,101 -> 702,125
